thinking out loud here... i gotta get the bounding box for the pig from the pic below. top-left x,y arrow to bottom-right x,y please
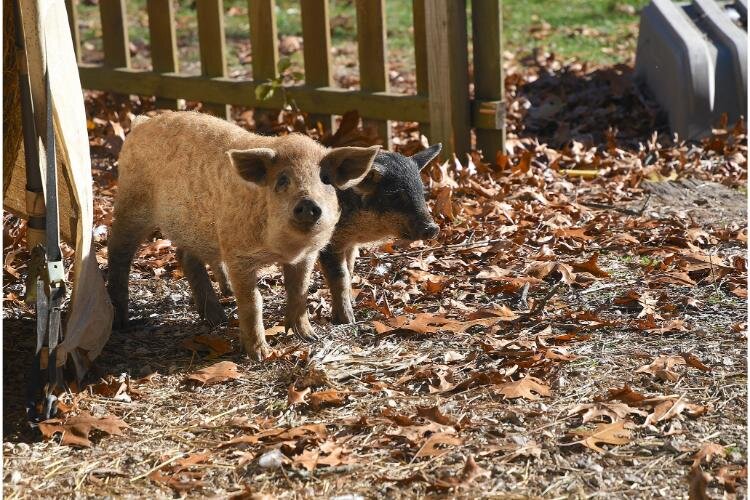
106,111 -> 379,360
318,144 -> 443,324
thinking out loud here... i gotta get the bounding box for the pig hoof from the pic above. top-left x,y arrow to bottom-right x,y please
332,311 -> 355,325
243,339 -> 270,361
203,303 -> 228,327
286,320 -> 317,341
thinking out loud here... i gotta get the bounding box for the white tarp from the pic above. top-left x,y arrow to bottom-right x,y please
4,0 -> 113,378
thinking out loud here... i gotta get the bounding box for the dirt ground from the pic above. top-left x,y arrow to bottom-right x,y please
3,38 -> 748,500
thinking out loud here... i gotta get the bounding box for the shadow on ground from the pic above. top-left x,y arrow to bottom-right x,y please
511,60 -> 669,150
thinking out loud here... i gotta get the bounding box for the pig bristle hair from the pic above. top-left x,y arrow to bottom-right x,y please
131,115 -> 151,129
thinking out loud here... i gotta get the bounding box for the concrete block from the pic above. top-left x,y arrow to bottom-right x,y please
635,0 -> 748,139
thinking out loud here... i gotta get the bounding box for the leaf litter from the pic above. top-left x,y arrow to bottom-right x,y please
3,34 -> 747,499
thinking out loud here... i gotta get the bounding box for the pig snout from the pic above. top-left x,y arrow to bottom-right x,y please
410,213 -> 439,240
417,221 -> 440,239
292,198 -> 323,229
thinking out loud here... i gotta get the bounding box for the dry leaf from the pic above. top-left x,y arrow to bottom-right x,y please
496,377 -> 551,400
680,352 -> 711,372
416,406 -> 458,427
434,186 -> 455,220
606,385 -> 647,406
692,442 -> 725,467
568,402 -> 647,423
635,355 -> 686,381
414,433 -> 463,458
688,465 -> 711,500
643,395 -> 708,425
185,361 -> 241,386
38,412 -> 128,448
431,455 -> 489,490
570,420 -> 632,453
309,389 -> 348,409
571,253 -> 610,278
287,385 -> 311,407
181,334 -> 233,358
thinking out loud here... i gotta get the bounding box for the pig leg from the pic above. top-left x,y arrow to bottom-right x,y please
177,248 -> 227,326
319,246 -> 355,324
107,203 -> 153,329
346,246 -> 359,276
211,260 -> 233,296
283,254 -> 317,340
225,261 -> 269,361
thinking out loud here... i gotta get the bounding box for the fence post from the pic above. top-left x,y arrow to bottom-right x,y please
64,0 -> 81,63
301,0 -> 334,132
196,0 -> 230,119
472,0 -> 505,160
356,0 -> 391,148
412,0 -> 430,141
99,0 -> 130,68
424,0 -> 471,159
147,0 -> 179,109
249,0 -> 279,130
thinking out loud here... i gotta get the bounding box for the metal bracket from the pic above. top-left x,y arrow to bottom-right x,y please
46,260 -> 65,287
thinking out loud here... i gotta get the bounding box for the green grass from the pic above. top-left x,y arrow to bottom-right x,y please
503,0 -> 650,63
76,0 -> 649,76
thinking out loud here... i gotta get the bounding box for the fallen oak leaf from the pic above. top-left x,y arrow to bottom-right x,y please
309,389 -> 348,410
380,471 -> 430,486
605,384 -> 648,406
571,253 -> 610,278
287,385 -> 311,407
148,470 -> 205,492
414,432 -> 463,458
635,355 -> 686,382
496,376 -> 551,400
643,395 -> 708,426
691,442 -> 726,467
148,453 -> 210,492
38,412 -> 128,448
181,334 -> 233,358
416,406 -> 458,427
715,466 -> 747,493
388,422 -> 457,444
680,352 -> 711,372
218,423 -> 328,449
688,465 -> 711,500
430,455 -> 489,491
567,420 -> 633,453
185,361 -> 241,386
568,402 -> 648,423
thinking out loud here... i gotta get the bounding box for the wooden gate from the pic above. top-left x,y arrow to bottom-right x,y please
66,0 -> 505,159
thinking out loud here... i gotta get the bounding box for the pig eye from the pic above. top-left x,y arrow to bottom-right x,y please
275,174 -> 290,191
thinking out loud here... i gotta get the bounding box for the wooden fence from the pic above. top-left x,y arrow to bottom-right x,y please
65,0 -> 505,159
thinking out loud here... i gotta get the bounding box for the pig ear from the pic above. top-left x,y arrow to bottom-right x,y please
411,143 -> 442,171
227,148 -> 275,185
320,145 -> 381,190
351,165 -> 384,195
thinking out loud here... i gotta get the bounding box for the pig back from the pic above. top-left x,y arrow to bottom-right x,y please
118,112 -> 269,256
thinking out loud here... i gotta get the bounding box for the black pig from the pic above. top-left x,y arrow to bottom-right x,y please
319,144 -> 442,324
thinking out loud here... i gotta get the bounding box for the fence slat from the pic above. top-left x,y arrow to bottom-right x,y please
301,0 -> 334,132
249,0 -> 279,128
472,0 -> 504,159
356,0 -> 391,148
99,0 -> 130,68
65,0 -> 81,63
424,0 -> 470,159
412,0 -> 431,140
77,66 -> 430,121
196,0 -> 229,118
147,0 -> 179,109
